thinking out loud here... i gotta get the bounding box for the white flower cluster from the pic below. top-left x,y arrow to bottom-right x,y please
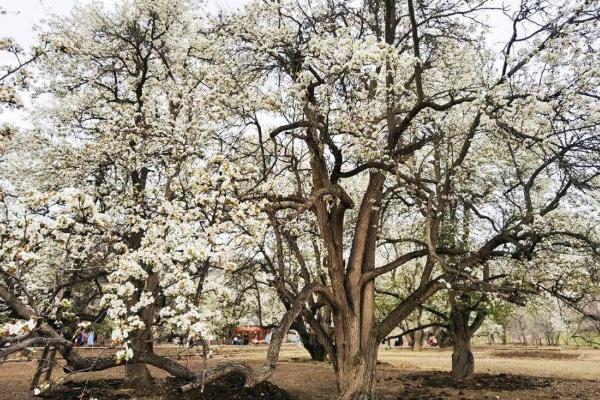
0,319 -> 36,337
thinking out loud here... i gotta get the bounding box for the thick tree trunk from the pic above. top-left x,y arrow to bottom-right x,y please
437,330 -> 452,348
336,346 -> 378,400
451,335 -> 474,383
294,319 -> 328,361
125,362 -> 153,389
125,271 -> 158,389
306,339 -> 327,361
125,331 -> 154,389
299,328 -> 327,361
449,300 -> 484,383
412,330 -> 423,351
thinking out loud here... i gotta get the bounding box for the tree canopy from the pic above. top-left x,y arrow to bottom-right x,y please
1,0 -> 599,399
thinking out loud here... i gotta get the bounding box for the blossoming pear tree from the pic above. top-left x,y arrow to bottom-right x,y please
1,15 -> 44,154
0,0 -> 598,399
0,0 -> 267,390
214,0 -> 600,398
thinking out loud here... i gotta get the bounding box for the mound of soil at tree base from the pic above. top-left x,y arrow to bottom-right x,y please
177,372 -> 292,400
412,371 -> 553,391
375,371 -> 564,400
38,373 -> 292,400
491,350 -> 579,360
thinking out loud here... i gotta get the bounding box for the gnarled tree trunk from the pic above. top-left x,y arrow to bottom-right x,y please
125,362 -> 153,390
125,271 -> 159,389
336,334 -> 379,400
294,319 -> 328,361
305,337 -> 328,361
451,332 -> 474,383
449,300 -> 486,383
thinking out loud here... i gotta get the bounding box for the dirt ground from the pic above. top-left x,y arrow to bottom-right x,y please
1,344 -> 599,399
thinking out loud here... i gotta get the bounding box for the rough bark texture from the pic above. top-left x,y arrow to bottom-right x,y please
449,301 -> 486,383
412,330 -> 424,352
336,344 -> 379,400
125,363 -> 153,389
451,336 -> 474,383
293,319 -> 327,362
0,283 -> 328,397
125,271 -> 159,389
3,2 -> 564,398
304,337 -> 327,362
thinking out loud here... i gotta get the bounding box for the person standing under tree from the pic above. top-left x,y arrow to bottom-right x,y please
75,328 -> 84,347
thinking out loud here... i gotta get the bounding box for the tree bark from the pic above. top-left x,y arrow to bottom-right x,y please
437,330 -> 452,348
412,330 -> 424,352
294,319 -> 328,361
407,332 -> 414,349
125,363 -> 153,389
336,345 -> 378,400
30,345 -> 50,391
451,334 -> 474,383
305,338 -> 327,361
125,327 -> 154,389
449,301 -> 485,383
125,271 -> 159,389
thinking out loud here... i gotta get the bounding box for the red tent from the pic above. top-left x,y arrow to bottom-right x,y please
234,326 -> 268,341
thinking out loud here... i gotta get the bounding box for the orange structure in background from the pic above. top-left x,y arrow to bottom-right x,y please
234,325 -> 268,342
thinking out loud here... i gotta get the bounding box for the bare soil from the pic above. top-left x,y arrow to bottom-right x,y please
1,345 -> 599,399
